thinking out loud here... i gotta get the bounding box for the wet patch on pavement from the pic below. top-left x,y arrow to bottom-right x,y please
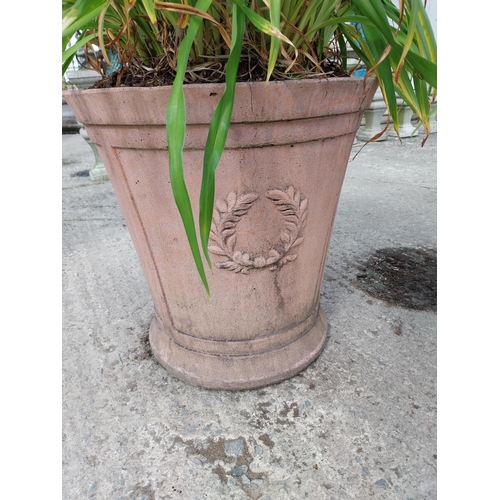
355,246 -> 437,311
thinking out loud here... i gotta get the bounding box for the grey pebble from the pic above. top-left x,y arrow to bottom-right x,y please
375,478 -> 390,488
232,465 -> 248,477
88,482 -> 98,497
241,474 -> 251,484
225,439 -> 244,457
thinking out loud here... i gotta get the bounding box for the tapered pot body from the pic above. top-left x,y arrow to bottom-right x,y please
64,77 -> 378,390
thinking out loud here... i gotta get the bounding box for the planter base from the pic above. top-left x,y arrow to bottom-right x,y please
149,307 -> 328,390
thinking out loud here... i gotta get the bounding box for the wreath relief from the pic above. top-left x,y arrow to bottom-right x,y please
208,186 -> 308,274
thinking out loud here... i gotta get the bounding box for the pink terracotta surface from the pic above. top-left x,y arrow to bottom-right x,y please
64,77 -> 378,389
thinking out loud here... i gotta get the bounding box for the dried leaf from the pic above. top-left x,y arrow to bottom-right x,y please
286,186 -> 295,199
299,198 -> 308,212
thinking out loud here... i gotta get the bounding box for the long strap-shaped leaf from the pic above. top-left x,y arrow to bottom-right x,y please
199,3 -> 245,267
263,0 -> 282,82
199,0 -> 296,267
339,20 -> 400,132
62,0 -> 107,37
349,0 -> 436,89
345,0 -> 436,140
232,0 -> 297,61
62,32 -> 96,69
167,0 -> 213,294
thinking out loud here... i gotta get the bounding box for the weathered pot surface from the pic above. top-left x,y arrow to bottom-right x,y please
64,77 -> 378,390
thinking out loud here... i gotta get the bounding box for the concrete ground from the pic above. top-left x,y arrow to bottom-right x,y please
62,130 -> 437,500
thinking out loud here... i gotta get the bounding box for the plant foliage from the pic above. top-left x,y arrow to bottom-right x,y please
63,0 -> 437,292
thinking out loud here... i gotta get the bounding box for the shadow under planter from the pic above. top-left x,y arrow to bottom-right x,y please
63,77 -> 378,390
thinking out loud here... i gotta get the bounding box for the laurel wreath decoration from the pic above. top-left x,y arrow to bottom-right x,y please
208,186 -> 308,274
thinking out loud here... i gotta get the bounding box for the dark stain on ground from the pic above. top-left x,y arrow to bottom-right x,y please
355,246 -> 436,311
212,464 -> 228,484
70,169 -> 90,177
393,319 -> 403,336
258,433 -> 275,450
137,333 -> 153,359
127,328 -> 153,361
279,401 -> 299,418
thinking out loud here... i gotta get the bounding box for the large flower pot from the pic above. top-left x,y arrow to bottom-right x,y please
64,77 -> 378,390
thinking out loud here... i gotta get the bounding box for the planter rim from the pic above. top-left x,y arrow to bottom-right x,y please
63,75 -> 378,127
62,75 -> 376,96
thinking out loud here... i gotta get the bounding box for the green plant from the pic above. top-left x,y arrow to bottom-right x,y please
62,0 -> 437,292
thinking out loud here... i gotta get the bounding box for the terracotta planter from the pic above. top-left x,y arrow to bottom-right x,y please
64,77 -> 378,390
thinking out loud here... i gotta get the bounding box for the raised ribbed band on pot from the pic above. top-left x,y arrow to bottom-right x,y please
161,304 -> 320,357
81,112 -> 363,151
149,307 -> 328,390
